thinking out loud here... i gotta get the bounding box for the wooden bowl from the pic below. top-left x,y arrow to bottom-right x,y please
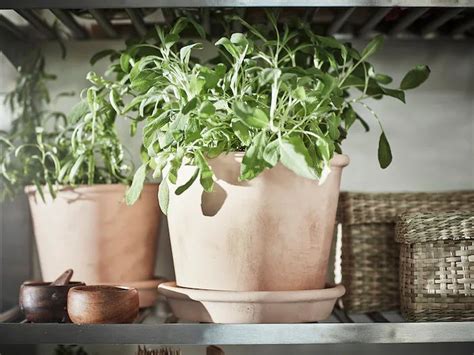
20,281 -> 85,323
67,285 -> 139,324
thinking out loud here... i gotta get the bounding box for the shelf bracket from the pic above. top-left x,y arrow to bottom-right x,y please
0,18 -> 37,68
327,8 -> 356,35
452,16 -> 474,35
389,8 -> 429,36
50,9 -> 88,39
125,8 -> 147,37
358,8 -> 392,36
421,8 -> 464,36
15,9 -> 56,39
89,9 -> 119,38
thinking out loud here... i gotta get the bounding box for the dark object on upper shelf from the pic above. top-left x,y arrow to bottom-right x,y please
1,7 -> 474,42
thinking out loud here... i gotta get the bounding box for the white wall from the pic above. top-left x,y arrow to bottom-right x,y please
41,39 -> 474,193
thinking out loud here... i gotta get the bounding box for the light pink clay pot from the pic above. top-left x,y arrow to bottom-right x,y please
168,153 -> 349,292
26,184 -> 160,284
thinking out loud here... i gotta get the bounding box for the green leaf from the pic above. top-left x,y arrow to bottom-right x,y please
400,65 -> 430,90
68,101 -> 89,124
378,132 -> 392,169
195,150 -> 214,192
199,101 -> 215,117
361,35 -> 384,59
120,52 -> 131,73
263,139 -> 280,167
343,108 -> 356,130
182,97 -> 198,115
233,102 -> 269,129
230,33 -> 249,47
189,76 -> 206,96
130,70 -> 160,94
293,86 -> 306,101
280,136 -> 317,180
382,87 -> 406,103
175,168 -> 199,195
375,73 -> 393,85
126,163 -> 148,205
180,43 -> 202,65
240,131 -> 267,180
90,49 -> 116,65
158,177 -> 170,215
356,115 -> 370,132
231,120 -> 251,146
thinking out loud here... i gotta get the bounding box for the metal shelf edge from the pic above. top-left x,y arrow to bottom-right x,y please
1,322 -> 474,345
0,0 -> 473,9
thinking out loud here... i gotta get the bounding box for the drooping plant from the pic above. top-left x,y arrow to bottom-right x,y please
86,12 -> 430,213
0,52 -> 133,201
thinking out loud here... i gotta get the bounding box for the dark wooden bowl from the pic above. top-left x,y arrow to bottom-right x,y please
19,281 -> 85,323
67,285 -> 139,324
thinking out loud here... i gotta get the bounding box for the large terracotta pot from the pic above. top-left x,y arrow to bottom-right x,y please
168,153 -> 349,292
26,184 -> 160,284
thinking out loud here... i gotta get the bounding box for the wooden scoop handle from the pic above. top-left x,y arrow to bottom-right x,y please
50,269 -> 73,286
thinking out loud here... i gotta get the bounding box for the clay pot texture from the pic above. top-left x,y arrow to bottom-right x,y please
67,285 -> 139,324
20,281 -> 85,323
168,153 -> 349,292
26,184 -> 160,284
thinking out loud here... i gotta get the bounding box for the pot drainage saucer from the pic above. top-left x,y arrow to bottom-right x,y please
158,282 -> 345,323
103,277 -> 168,308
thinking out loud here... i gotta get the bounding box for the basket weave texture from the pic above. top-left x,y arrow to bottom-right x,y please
338,191 -> 474,313
396,212 -> 474,321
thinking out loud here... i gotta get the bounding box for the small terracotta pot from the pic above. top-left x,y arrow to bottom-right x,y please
67,285 -> 139,324
20,281 -> 85,323
168,153 -> 349,292
25,184 -> 160,284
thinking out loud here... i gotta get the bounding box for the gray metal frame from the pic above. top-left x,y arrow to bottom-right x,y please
0,0 -> 473,9
1,322 -> 474,345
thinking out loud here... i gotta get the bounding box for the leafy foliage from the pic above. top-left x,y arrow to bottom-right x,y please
0,52 -> 132,201
81,13 -> 430,213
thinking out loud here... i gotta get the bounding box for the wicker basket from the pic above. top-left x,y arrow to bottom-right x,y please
396,212 -> 474,321
338,191 -> 474,313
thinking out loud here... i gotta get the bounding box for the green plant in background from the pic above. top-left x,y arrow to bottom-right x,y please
0,52 -> 133,201
0,51 -> 67,199
80,12 -> 430,213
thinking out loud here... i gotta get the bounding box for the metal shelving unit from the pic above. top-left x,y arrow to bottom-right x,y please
1,305 -> 474,345
0,0 -> 473,349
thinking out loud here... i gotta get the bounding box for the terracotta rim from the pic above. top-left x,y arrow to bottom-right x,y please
101,277 -> 167,290
24,183 -> 159,195
214,152 -> 350,168
158,282 -> 346,303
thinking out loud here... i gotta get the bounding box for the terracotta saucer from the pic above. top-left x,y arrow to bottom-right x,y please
158,282 -> 345,323
103,278 -> 167,308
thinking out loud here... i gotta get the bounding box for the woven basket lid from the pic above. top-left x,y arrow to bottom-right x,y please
338,191 -> 474,225
395,211 -> 474,244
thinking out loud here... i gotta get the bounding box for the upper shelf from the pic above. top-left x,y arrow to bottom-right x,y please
1,4 -> 473,67
0,0 -> 473,9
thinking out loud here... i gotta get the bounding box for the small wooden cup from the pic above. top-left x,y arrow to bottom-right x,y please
20,281 -> 85,323
67,285 -> 139,324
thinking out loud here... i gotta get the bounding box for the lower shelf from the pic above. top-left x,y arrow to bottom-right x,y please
1,306 -> 473,345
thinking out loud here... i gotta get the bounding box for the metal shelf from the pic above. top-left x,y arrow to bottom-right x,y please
1,307 -> 474,345
0,0 -> 473,9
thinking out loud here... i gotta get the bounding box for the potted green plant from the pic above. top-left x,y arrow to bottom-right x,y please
0,53 -> 160,287
92,14 -> 429,294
